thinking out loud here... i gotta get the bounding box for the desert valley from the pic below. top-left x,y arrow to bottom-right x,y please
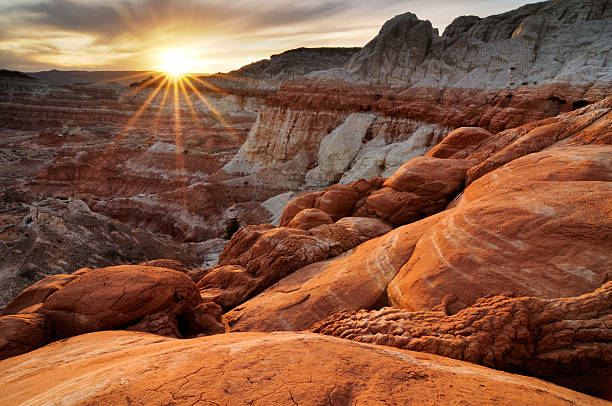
0,0 -> 611,404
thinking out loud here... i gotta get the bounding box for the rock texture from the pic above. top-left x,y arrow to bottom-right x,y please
0,197 -> 199,311
221,47 -> 360,84
280,156 -> 473,226
313,281 -> 612,400
0,331 -> 607,406
321,0 -> 612,88
199,216 -> 392,310
388,145 -> 612,314
0,313 -> 52,361
305,113 -> 377,186
226,212 -> 446,332
0,265 -> 225,359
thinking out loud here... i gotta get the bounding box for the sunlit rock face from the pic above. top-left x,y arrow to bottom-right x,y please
320,0 -> 612,88
2,331 -> 606,406
224,0 -> 612,189
1,0 -> 611,403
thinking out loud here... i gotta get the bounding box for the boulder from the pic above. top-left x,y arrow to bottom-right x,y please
0,313 -> 52,360
426,127 -> 494,159
388,146 -> 612,314
0,265 -> 226,358
226,212 -> 445,332
35,266 -> 205,338
286,208 -> 333,230
354,156 -> 474,225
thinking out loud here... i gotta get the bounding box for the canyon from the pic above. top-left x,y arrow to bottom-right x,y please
0,0 -> 611,404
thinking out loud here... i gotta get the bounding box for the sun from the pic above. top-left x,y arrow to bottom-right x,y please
159,49 -> 197,76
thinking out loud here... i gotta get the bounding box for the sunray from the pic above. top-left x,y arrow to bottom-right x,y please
120,74 -> 169,135
95,71 -> 158,85
172,76 -> 187,189
178,78 -> 206,131
184,73 -> 230,96
182,76 -> 236,135
123,73 -> 165,98
152,76 -> 172,130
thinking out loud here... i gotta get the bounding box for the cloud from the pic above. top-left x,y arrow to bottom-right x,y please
0,0 -> 536,72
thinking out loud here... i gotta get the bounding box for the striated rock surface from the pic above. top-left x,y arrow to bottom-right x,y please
313,281 -> 612,400
200,217 -> 393,310
226,212 -> 446,332
388,145 -> 612,314
0,330 -> 607,406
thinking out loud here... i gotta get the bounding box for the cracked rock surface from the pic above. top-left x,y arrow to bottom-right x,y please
0,265 -> 225,359
0,330 -> 608,406
313,281 -> 612,399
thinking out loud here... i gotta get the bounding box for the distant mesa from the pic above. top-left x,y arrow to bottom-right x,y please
0,69 -> 36,81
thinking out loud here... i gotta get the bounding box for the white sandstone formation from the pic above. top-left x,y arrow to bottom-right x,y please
314,0 -> 612,88
305,113 -> 376,186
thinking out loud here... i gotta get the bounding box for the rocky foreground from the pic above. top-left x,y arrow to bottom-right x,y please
1,0 -> 611,404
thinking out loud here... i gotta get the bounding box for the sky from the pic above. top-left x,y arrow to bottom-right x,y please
0,0 -> 537,74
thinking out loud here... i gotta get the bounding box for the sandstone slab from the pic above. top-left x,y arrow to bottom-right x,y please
0,331 -> 606,406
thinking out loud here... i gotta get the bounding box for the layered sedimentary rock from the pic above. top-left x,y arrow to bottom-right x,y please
0,331 -> 606,406
0,197 -> 199,310
198,216 -> 392,310
0,265 -> 225,359
224,0 -> 611,188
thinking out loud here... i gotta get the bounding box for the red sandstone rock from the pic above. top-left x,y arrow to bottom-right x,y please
202,217 -> 392,311
35,266 -> 204,338
388,145 -> 612,314
225,212 -> 445,332
0,330 -> 605,406
139,259 -> 190,274
278,191 -> 321,226
280,156 -> 474,226
0,313 -> 52,361
197,265 -> 257,311
426,127 -> 494,159
313,281 -> 612,400
1,271 -> 87,316
312,184 -> 362,221
1,265 -> 226,358
424,98 -> 612,185
286,208 -> 333,230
